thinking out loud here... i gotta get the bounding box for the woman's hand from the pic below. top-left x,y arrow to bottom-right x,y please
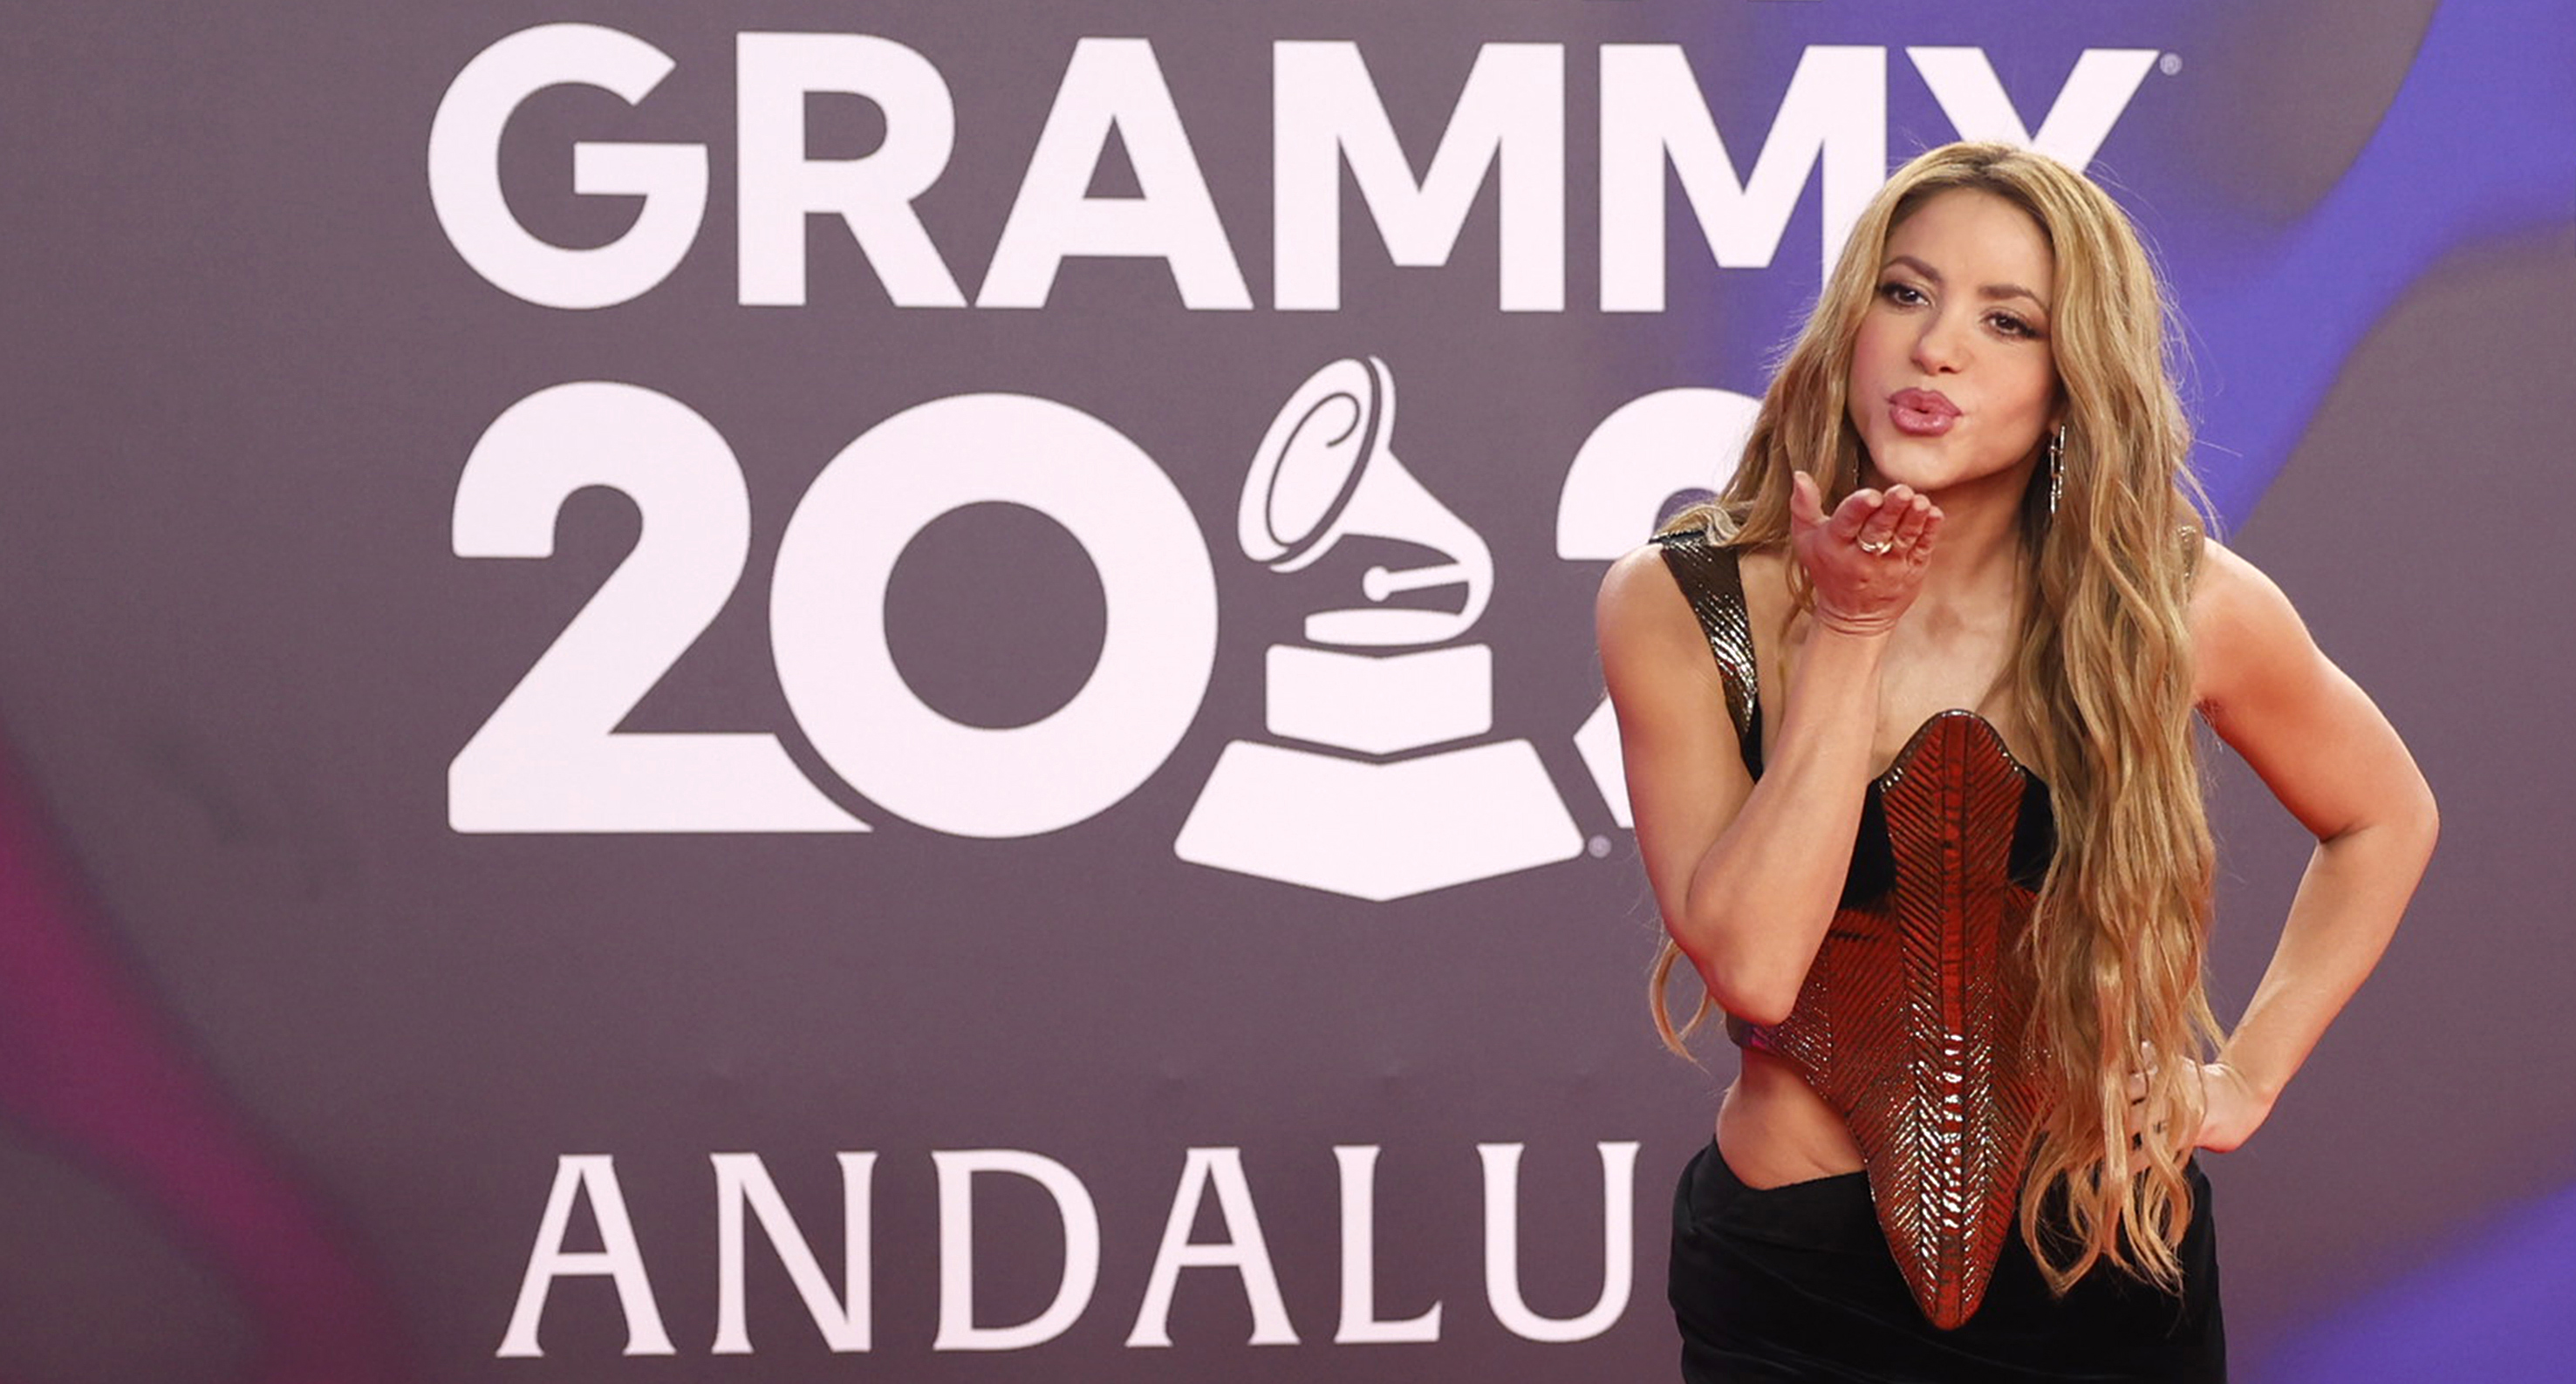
2189,1062 -> 2271,1154
1788,471 -> 1942,636
2125,1050 -> 2275,1169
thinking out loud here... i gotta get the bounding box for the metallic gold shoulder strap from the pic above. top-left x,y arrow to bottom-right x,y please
1650,528 -> 1759,774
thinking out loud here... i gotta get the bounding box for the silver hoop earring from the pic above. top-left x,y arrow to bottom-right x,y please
2045,424 -> 2066,517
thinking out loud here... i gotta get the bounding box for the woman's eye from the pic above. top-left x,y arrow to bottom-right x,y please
1989,313 -> 2037,339
1877,282 -> 1926,306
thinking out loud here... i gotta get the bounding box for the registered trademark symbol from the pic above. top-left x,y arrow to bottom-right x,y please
2158,52 -> 2182,76
1587,835 -> 1612,858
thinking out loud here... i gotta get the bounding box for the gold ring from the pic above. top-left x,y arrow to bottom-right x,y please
1856,534 -> 1896,556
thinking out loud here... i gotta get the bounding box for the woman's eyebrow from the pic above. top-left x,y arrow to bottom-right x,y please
1882,254 -> 2048,312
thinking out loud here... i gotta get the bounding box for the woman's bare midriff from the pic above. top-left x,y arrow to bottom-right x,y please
1715,1047 -> 1867,1188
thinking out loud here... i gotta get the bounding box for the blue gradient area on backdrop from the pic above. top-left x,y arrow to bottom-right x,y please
1704,0 -> 2574,531
2260,1182 -> 2576,1382
2152,0 -> 2576,526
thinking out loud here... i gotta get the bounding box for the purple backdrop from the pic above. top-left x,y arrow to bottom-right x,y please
1,0 -> 2570,1379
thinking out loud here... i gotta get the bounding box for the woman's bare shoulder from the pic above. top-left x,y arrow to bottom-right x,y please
1595,540 -> 1696,655
2189,538 -> 2303,633
2187,536 -> 2316,711
1595,536 -> 1783,635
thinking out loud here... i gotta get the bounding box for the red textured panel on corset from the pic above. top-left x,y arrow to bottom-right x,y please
1740,711 -> 2046,1329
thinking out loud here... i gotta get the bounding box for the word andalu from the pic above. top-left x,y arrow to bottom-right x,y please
497,1142 -> 1641,1356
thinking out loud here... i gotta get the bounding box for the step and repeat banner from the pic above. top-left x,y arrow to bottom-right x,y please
3,1 -> 2571,1380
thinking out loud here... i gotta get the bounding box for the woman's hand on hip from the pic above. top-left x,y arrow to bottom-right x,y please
2127,1055 -> 2274,1169
1789,471 -> 1942,637
2190,1061 -> 2272,1154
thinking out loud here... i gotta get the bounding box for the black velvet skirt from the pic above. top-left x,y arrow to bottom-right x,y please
1669,1140 -> 2226,1382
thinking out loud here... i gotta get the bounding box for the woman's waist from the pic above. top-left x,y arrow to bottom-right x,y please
1714,1047 -> 1865,1188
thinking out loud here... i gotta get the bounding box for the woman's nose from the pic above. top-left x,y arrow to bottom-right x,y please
1911,312 -> 1969,373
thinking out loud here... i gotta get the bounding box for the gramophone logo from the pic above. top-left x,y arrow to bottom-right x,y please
1174,357 -> 1583,900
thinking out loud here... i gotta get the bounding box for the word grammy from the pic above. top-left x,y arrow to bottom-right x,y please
430,24 -> 2159,311
498,1141 -> 1640,1356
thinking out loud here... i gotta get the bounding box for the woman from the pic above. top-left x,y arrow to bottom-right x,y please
1594,141 -> 2437,1381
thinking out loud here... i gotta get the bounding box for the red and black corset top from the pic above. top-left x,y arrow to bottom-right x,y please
1652,527 -> 2053,1330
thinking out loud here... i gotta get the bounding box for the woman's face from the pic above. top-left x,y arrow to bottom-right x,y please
1847,187 -> 2061,501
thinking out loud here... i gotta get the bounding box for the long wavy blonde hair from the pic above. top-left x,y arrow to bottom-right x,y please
1646,141 -> 2219,1295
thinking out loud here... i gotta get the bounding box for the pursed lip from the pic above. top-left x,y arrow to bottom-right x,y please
1889,387 -> 1959,419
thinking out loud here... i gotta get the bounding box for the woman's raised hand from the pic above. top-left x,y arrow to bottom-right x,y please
1789,470 -> 1942,637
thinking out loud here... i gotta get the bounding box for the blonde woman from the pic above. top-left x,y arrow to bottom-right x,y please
1595,142 -> 2436,1381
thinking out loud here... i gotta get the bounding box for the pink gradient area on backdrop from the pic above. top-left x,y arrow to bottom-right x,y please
0,747 -> 407,1384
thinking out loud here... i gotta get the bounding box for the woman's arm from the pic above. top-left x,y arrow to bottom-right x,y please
2186,540 -> 2440,1149
1595,479 -> 1937,1024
